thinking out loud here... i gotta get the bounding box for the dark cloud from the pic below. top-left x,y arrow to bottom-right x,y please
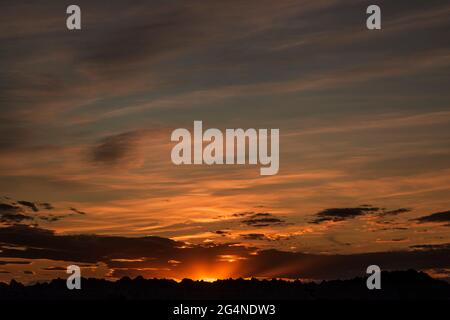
39,203 -> 54,210
42,266 -> 67,271
240,233 -> 270,241
17,201 -> 39,212
0,213 -> 32,224
232,212 -> 255,217
0,203 -> 32,224
311,206 -> 411,224
0,198 -> 80,226
0,203 -> 21,213
242,247 -> 450,280
241,213 -> 285,227
148,213 -> 289,240
415,211 -> 450,224
390,238 -> 407,242
0,224 -> 181,264
0,224 -> 449,281
90,130 -> 146,166
410,243 -> 450,250
380,208 -> 412,216
70,207 -> 87,215
311,206 -> 381,224
38,215 -> 68,222
0,260 -> 31,266
214,230 -> 229,236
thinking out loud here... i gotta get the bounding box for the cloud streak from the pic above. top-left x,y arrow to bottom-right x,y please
416,211 -> 450,224
311,205 -> 411,224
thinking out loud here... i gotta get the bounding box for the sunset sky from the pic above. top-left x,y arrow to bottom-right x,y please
1,0 -> 450,283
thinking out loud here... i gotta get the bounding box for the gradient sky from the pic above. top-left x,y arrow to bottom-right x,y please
1,0 -> 450,283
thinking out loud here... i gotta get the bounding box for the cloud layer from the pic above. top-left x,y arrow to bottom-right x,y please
0,224 -> 449,282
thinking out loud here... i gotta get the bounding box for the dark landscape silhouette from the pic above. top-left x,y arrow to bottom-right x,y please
1,270 -> 449,300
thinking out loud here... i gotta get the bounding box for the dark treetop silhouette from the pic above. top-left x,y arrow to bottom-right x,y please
1,270 -> 449,300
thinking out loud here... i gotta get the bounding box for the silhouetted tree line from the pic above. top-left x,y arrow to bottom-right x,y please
0,270 -> 449,300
